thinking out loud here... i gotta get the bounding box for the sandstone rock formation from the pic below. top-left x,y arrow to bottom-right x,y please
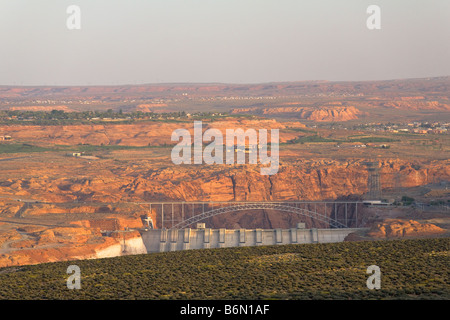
367,219 -> 446,238
0,158 -> 448,217
383,100 -> 450,111
0,119 -> 301,146
231,106 -> 363,121
0,216 -> 147,268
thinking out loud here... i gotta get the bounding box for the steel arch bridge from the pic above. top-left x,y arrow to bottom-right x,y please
140,201 -> 361,229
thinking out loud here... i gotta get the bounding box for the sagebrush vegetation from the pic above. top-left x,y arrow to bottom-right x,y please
0,238 -> 448,300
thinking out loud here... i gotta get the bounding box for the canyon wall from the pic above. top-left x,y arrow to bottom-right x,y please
1,158 -> 448,229
0,218 -> 147,268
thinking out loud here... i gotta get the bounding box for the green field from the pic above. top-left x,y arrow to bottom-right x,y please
285,134 -> 398,145
0,143 -> 53,153
0,238 -> 448,300
0,143 -> 169,154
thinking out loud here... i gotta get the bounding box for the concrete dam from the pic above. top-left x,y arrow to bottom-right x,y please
140,226 -> 361,253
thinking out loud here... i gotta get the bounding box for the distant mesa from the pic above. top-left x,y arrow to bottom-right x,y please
7,105 -> 75,112
231,106 -> 363,121
0,76 -> 448,99
382,100 -> 450,111
134,104 -> 169,113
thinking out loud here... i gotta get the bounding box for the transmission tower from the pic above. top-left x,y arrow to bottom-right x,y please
364,161 -> 381,200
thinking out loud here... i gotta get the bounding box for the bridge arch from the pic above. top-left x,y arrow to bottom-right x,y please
169,202 -> 349,229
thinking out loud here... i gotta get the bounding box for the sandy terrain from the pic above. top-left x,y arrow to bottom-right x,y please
0,77 -> 449,267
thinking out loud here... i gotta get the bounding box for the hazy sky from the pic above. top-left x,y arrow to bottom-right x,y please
0,0 -> 449,85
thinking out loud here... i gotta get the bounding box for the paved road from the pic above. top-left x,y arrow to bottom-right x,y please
0,156 -> 31,162
0,218 -> 69,228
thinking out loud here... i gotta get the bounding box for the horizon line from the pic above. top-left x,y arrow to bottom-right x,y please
0,76 -> 449,88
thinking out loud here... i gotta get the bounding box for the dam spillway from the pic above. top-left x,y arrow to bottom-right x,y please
139,227 -> 362,253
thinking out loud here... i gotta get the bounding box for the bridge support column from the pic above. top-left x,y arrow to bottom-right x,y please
311,228 -> 319,243
255,229 -> 263,246
170,229 -> 178,251
203,228 -> 211,249
275,228 -> 282,244
219,228 -> 226,248
290,228 -> 298,243
239,228 -> 246,246
183,228 -> 190,250
160,229 -> 168,252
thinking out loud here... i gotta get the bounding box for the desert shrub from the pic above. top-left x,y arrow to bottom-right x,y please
0,238 -> 448,300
